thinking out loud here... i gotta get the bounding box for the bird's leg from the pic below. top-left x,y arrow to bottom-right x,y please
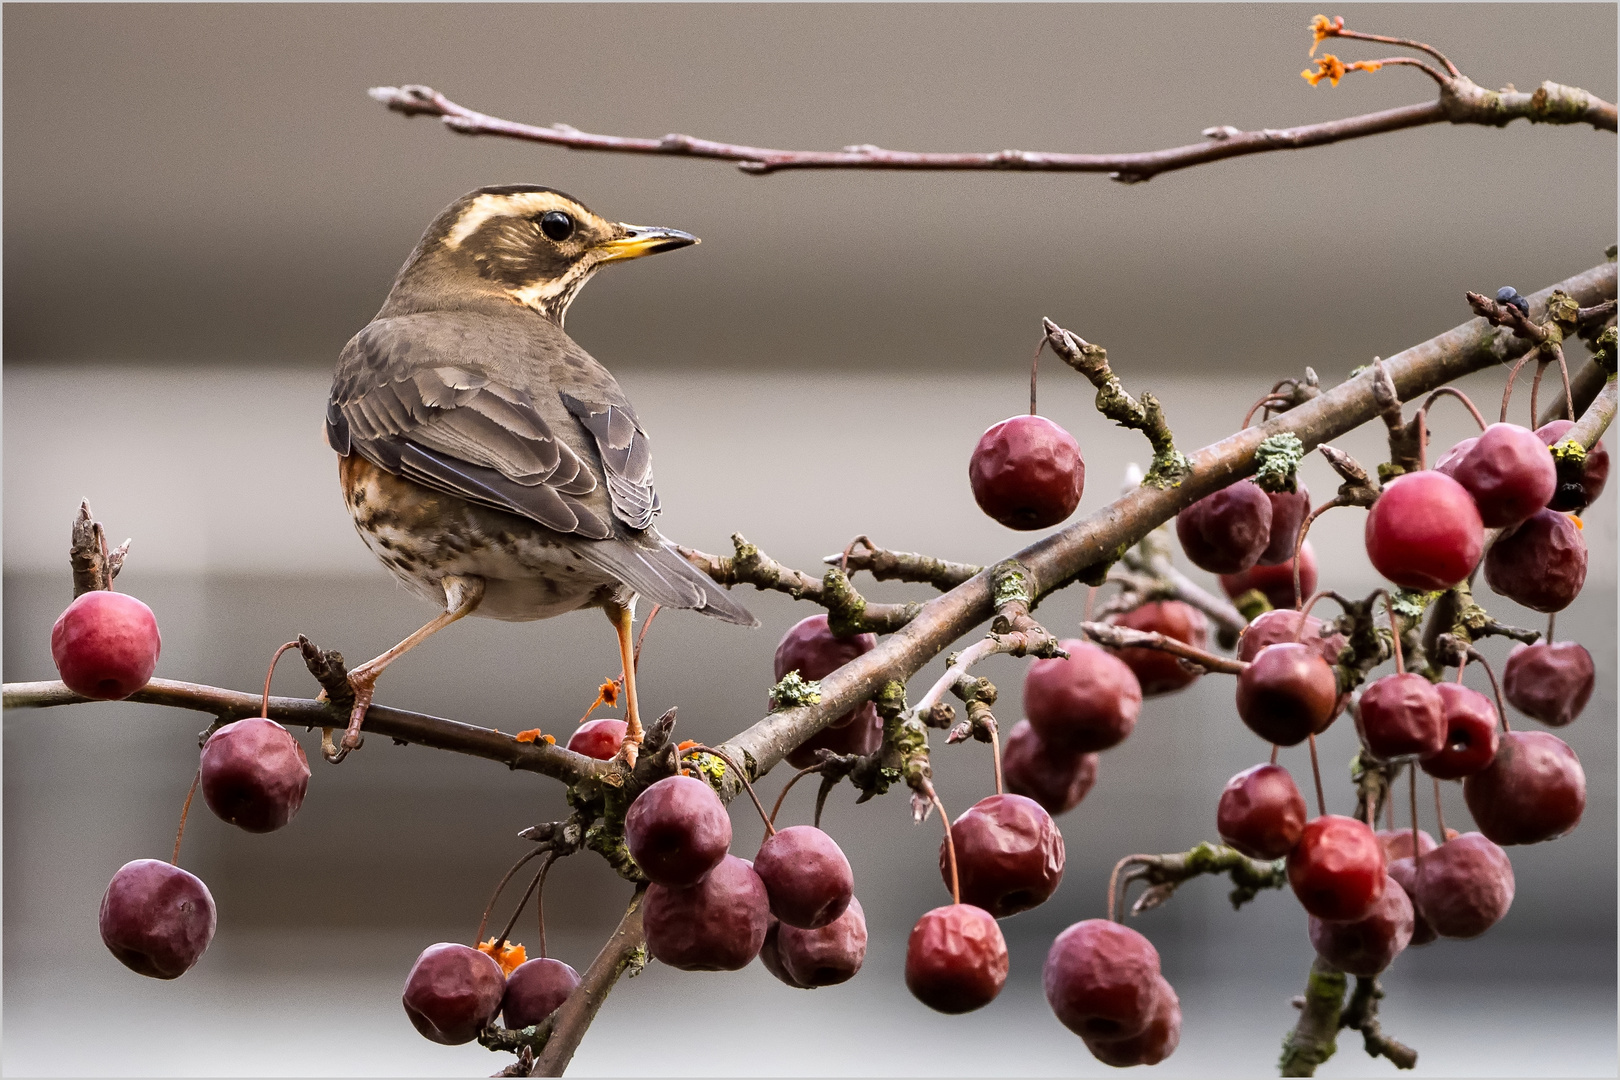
605,601 -> 642,769
328,575 -> 485,762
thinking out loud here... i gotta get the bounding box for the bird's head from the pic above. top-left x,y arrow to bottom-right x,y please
401,185 -> 698,324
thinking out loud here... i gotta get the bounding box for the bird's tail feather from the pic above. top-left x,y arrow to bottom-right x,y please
577,538 -> 759,627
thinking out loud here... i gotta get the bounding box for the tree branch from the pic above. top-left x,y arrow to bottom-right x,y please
0,678 -> 606,787
677,533 -> 919,635
1081,620 -> 1248,675
823,537 -> 982,592
529,887 -> 647,1077
1341,976 -> 1418,1070
1280,958 -> 1348,1077
714,262 -> 1615,786
1111,842 -> 1287,919
369,75 -> 1614,183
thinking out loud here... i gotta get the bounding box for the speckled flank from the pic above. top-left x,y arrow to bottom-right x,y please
339,453 -> 620,621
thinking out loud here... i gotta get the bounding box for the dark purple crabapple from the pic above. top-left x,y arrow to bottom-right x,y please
1235,643 -> 1339,746
1176,481 -> 1273,574
1308,873 -> 1414,975
501,957 -> 580,1029
905,904 -> 1008,1013
968,414 -> 1085,530
1084,976 -> 1181,1067
1221,541 -> 1320,612
401,942 -> 506,1044
624,775 -> 731,887
1412,832 -> 1515,939
1023,640 -> 1142,753
1258,480 -> 1312,567
643,855 -> 769,972
754,825 -> 854,930
1463,730 -> 1585,845
199,718 -> 310,833
99,859 -> 216,980
1503,641 -> 1594,728
941,794 -> 1064,917
1484,508 -> 1587,613
1001,719 -> 1098,816
778,896 -> 868,988
1386,858 -> 1437,946
1444,423 -> 1557,528
1420,683 -> 1499,779
1535,419 -> 1609,511
1356,673 -> 1445,761
1044,919 -> 1163,1040
774,615 -> 882,768
1217,763 -> 1307,860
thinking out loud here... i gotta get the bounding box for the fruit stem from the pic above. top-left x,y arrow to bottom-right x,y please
1464,646 -> 1510,731
989,723 -> 1004,796
476,846 -> 550,947
1547,612 -> 1556,645
1270,743 -> 1279,766
494,852 -> 556,957
1530,358 -> 1548,427
685,744 -> 775,837
260,641 -> 302,719
1292,502 -> 1346,610
1410,766 -> 1421,867
1375,590 -> 1405,674
1307,733 -> 1327,817
1242,391 -> 1293,429
926,780 -> 960,905
768,764 -> 822,829
171,768 -> 201,866
1417,386 -> 1489,434
1432,776 -> 1448,840
1029,333 -> 1047,415
1499,350 -> 1538,424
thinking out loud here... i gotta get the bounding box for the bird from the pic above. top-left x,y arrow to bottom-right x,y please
324,184 -> 756,765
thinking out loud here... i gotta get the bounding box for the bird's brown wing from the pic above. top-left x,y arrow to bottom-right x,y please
559,394 -> 659,531
327,318 -> 613,539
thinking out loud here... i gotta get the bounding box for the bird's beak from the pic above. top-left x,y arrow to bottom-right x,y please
595,224 -> 700,263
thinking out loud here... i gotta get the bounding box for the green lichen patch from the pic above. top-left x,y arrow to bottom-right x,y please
769,671 -> 822,710
1254,433 -> 1306,493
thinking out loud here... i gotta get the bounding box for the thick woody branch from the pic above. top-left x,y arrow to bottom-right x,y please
715,262 -> 1614,785
1081,622 -> 1248,675
1341,976 -> 1418,1070
528,887 -> 648,1077
1044,320 -> 1190,487
370,76 -> 1613,182
1566,372 -> 1618,452
678,534 -> 919,635
1281,959 -> 1348,1076
0,678 -> 606,787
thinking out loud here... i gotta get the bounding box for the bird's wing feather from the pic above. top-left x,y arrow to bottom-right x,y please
571,537 -> 760,626
560,394 -> 660,531
327,320 -> 610,539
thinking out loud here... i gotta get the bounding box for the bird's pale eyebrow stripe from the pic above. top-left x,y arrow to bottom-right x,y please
445,192 -> 581,248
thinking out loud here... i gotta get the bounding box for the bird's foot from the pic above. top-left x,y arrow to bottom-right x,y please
323,672 -> 378,763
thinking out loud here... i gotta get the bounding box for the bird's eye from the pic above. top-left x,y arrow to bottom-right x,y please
539,211 -> 575,242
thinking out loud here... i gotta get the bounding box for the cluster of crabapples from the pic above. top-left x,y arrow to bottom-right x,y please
50,580 -> 311,981
961,332 -> 1601,1064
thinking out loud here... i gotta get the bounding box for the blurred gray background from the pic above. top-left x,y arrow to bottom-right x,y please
4,4 -> 1615,1076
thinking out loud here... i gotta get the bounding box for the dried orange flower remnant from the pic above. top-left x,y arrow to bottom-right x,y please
1302,54 -> 1381,87
514,729 -> 556,744
478,938 -> 527,975
1310,14 -> 1345,56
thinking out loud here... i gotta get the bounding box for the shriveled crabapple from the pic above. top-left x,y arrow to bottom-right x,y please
1287,815 -> 1386,922
1044,919 -> 1163,1040
1484,508 -> 1587,613
1308,874 -> 1414,975
1503,641 -> 1594,728
941,794 -> 1065,918
199,718 -> 310,833
99,859 -> 216,980
1535,419 -> 1608,511
1234,642 -> 1339,746
1217,763 -> 1307,860
774,615 -> 883,768
778,896 -> 868,988
643,855 -> 769,972
1257,481 -> 1311,567
624,775 -> 732,887
1356,673 -> 1445,761
1001,719 -> 1098,816
1412,832 -> 1515,939
1024,640 -> 1142,754
1443,423 -> 1557,528
1419,682 -> 1499,779
401,942 -> 506,1045
969,415 -> 1085,530
905,904 -> 1008,1014
754,825 -> 854,930
1175,481 -> 1273,574
1463,730 -> 1585,845
501,957 -> 580,1029
1221,541 -> 1319,612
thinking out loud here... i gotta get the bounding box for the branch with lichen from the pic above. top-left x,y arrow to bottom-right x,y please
1109,843 -> 1288,921
823,536 -> 982,591
1043,319 -> 1191,488
1280,959 -> 1347,1077
677,533 -> 920,635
